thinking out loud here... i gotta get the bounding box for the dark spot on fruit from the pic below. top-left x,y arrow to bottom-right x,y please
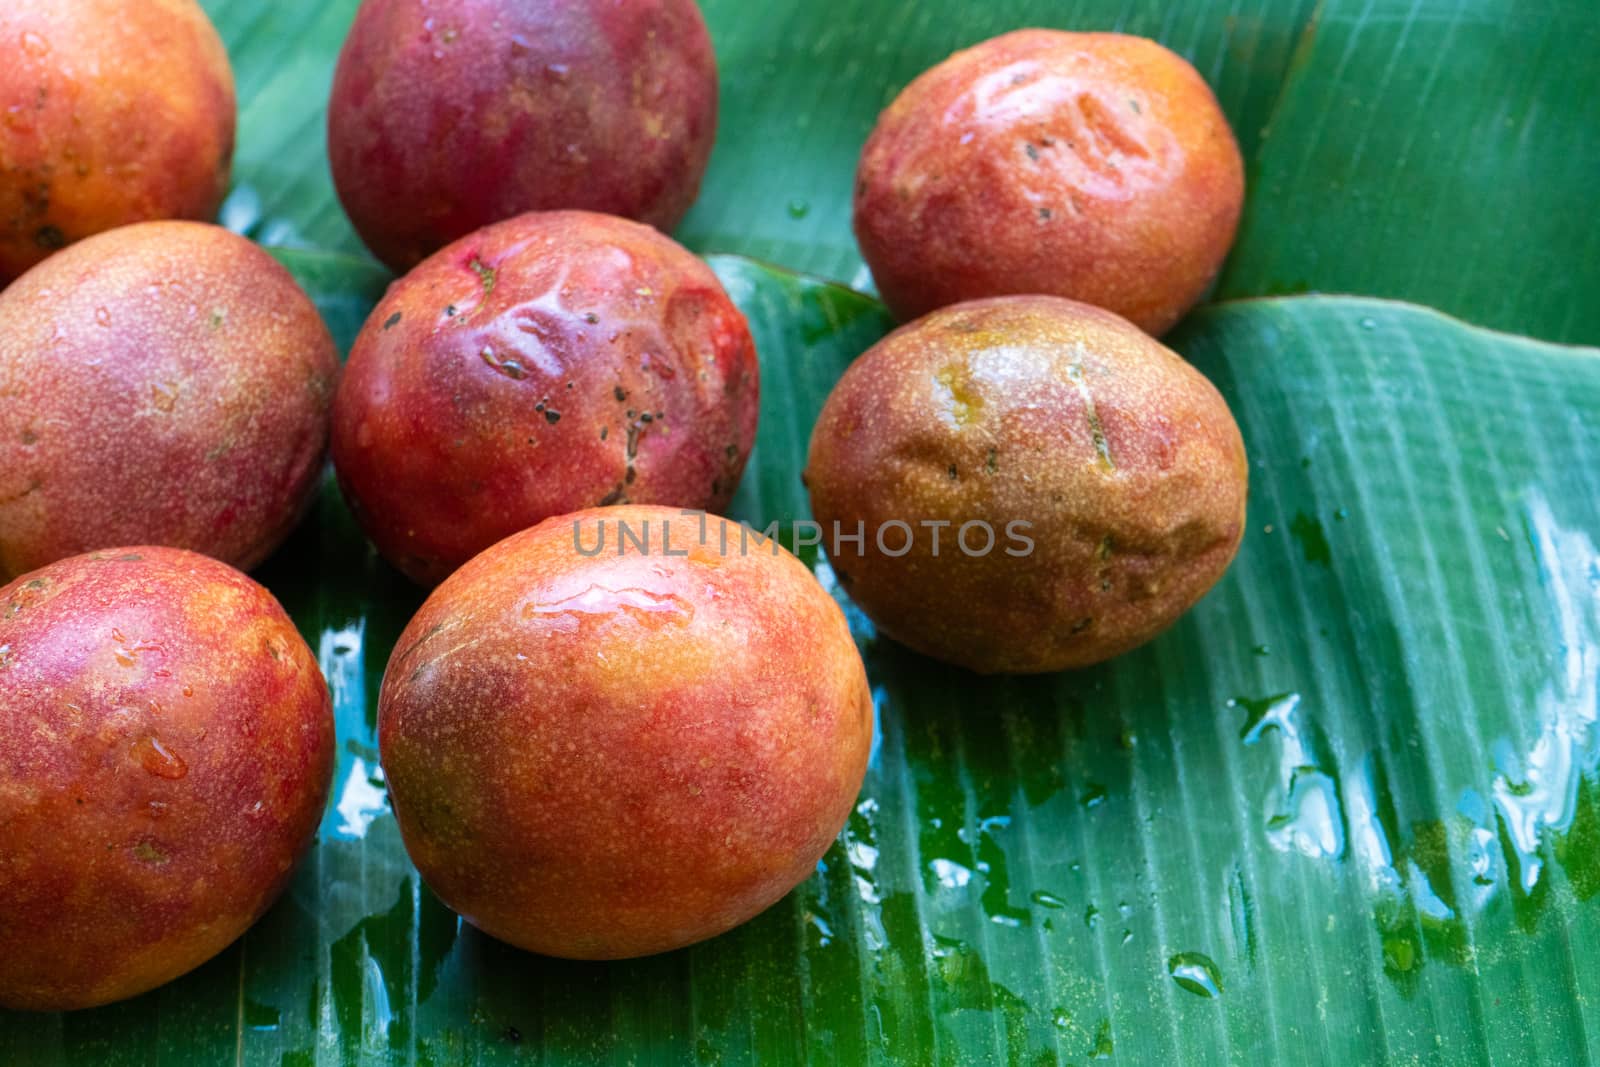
711,478 -> 721,496
1070,617 -> 1094,634
445,305 -> 459,317
725,444 -> 737,459
1038,207 -> 1053,220
614,385 -> 627,402
19,428 -> 37,445
986,448 -> 998,473
34,225 -> 65,250
600,426 -> 609,441
544,409 -> 561,424
640,412 -> 653,423
625,467 -> 637,485
1024,143 -> 1040,162
384,312 -> 402,330
947,464 -> 958,480
585,312 -> 600,324
504,1026 -> 522,1044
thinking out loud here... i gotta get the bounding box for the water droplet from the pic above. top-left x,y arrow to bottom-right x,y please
1252,643 -> 1271,656
132,736 -> 188,779
1030,889 -> 1067,909
928,858 -> 973,889
334,756 -> 388,838
787,199 -> 810,219
1084,904 -> 1100,928
1168,952 -> 1223,997
1267,767 -> 1345,858
1359,317 -> 1377,330
1080,783 -> 1108,808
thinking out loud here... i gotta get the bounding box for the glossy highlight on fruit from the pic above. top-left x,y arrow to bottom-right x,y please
328,0 -> 718,271
332,210 -> 759,587
0,222 -> 339,581
805,294 -> 1248,674
0,0 -> 236,284
0,547 -> 334,1011
378,505 -> 873,959
854,30 -> 1244,335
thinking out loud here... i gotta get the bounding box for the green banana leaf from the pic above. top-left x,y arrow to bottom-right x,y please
4,1 -> 1599,1064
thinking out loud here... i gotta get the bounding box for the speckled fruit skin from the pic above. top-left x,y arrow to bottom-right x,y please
854,30 -> 1244,336
328,0 -> 718,272
0,0 -> 235,284
805,295 -> 1248,675
0,547 -> 334,1011
378,505 -> 873,959
0,221 -> 340,583
332,210 -> 758,587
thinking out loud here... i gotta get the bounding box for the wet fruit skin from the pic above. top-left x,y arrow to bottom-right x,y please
378,505 -> 874,959
328,0 -> 718,272
0,222 -> 339,583
854,30 -> 1245,336
332,210 -> 759,587
0,547 -> 334,1011
805,295 -> 1248,675
0,0 -> 235,284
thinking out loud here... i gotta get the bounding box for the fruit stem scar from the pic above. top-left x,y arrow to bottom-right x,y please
1065,361 -> 1115,470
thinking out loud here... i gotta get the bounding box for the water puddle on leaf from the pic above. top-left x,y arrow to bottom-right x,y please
1230,490 -> 1600,991
1489,493 -> 1600,895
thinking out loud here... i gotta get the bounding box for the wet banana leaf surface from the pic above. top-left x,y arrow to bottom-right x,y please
3,0 -> 1598,1064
